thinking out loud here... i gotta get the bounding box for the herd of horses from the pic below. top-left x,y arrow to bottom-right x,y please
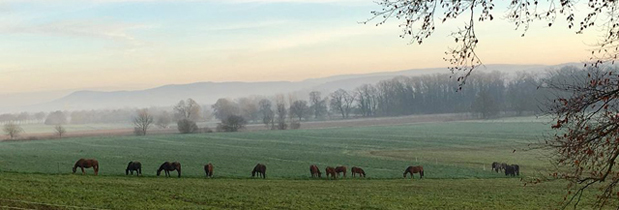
72,158 -> 519,178
72,158 -> 426,179
491,162 -> 520,176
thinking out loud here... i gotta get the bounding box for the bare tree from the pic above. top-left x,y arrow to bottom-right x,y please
541,66 -> 619,208
289,100 -> 310,121
364,0 -> 619,88
330,89 -> 355,119
174,98 -> 202,121
54,125 -> 66,139
309,91 -> 327,120
275,95 -> 288,130
133,109 -> 154,136
3,122 -> 23,139
155,111 -> 172,129
259,99 -> 274,129
212,98 -> 240,120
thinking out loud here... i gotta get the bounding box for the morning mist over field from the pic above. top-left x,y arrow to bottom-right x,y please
2,0 -> 619,209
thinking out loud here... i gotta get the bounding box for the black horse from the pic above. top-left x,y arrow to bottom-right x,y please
504,164 -> 520,177
126,161 -> 142,176
252,164 -> 267,179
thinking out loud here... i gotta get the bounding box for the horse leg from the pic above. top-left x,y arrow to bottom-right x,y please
81,167 -> 85,175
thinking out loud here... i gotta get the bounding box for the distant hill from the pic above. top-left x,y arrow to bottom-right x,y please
5,63 -> 577,113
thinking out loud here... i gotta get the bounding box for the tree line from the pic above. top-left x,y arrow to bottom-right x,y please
3,67 -> 586,138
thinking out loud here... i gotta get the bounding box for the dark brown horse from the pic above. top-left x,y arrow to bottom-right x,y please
157,161 -> 181,178
72,158 -> 99,175
252,164 -> 267,179
325,166 -> 337,179
351,166 -> 366,177
204,163 -> 214,178
505,164 -> 520,176
126,161 -> 141,176
335,166 -> 347,178
309,165 -> 321,178
403,166 -> 424,179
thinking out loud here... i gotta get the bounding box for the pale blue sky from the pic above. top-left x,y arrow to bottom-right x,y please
0,0 -> 596,94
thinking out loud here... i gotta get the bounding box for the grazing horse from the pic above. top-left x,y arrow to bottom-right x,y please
351,167 -> 366,177
73,158 -> 99,175
491,162 -> 500,173
126,161 -> 142,176
325,167 -> 337,179
252,164 -> 267,179
491,162 -> 508,173
403,166 -> 424,179
204,163 -> 214,178
505,164 -> 519,176
157,161 -> 181,178
513,164 -> 520,176
335,166 -> 347,178
309,165 -> 321,178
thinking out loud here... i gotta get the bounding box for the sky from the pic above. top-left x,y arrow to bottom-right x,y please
0,0 -> 600,94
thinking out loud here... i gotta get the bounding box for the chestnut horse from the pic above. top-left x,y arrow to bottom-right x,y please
252,164 -> 267,179
325,167 -> 337,179
126,161 -> 142,176
309,165 -> 321,178
157,161 -> 181,177
403,166 -> 424,179
351,166 -> 366,177
335,166 -> 347,178
204,163 -> 214,178
73,158 -> 99,175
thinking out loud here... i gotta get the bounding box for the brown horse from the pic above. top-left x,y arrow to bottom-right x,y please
325,166 -> 337,179
403,166 -> 424,179
157,161 -> 181,178
73,158 -> 99,175
204,163 -> 214,178
252,164 -> 267,179
335,166 -> 347,178
351,166 -> 366,177
309,165 -> 321,178
126,161 -> 141,176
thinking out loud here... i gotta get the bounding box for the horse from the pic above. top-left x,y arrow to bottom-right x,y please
335,166 -> 347,178
513,164 -> 520,176
157,161 -> 181,178
309,165 -> 321,178
491,162 -> 507,173
125,161 -> 141,176
505,164 -> 519,176
491,162 -> 500,173
204,163 -> 214,178
351,167 -> 366,177
252,164 -> 267,179
72,158 -> 99,175
403,166 -> 424,179
325,167 -> 337,179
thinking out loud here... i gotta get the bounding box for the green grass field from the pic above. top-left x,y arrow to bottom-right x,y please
0,117 -> 606,209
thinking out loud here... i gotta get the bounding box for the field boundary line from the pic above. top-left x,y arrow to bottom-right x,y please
0,199 -> 109,210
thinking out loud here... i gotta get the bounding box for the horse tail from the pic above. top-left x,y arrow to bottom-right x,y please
420,170 -> 424,178
93,162 -> 99,176
177,164 -> 182,178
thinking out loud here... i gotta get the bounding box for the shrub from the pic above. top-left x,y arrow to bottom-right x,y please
177,119 -> 198,134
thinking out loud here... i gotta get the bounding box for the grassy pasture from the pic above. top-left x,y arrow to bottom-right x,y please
0,119 -> 548,178
3,117 -> 604,209
0,173 -> 573,210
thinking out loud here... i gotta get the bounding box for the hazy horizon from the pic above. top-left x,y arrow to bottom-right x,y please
0,0 -> 596,95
